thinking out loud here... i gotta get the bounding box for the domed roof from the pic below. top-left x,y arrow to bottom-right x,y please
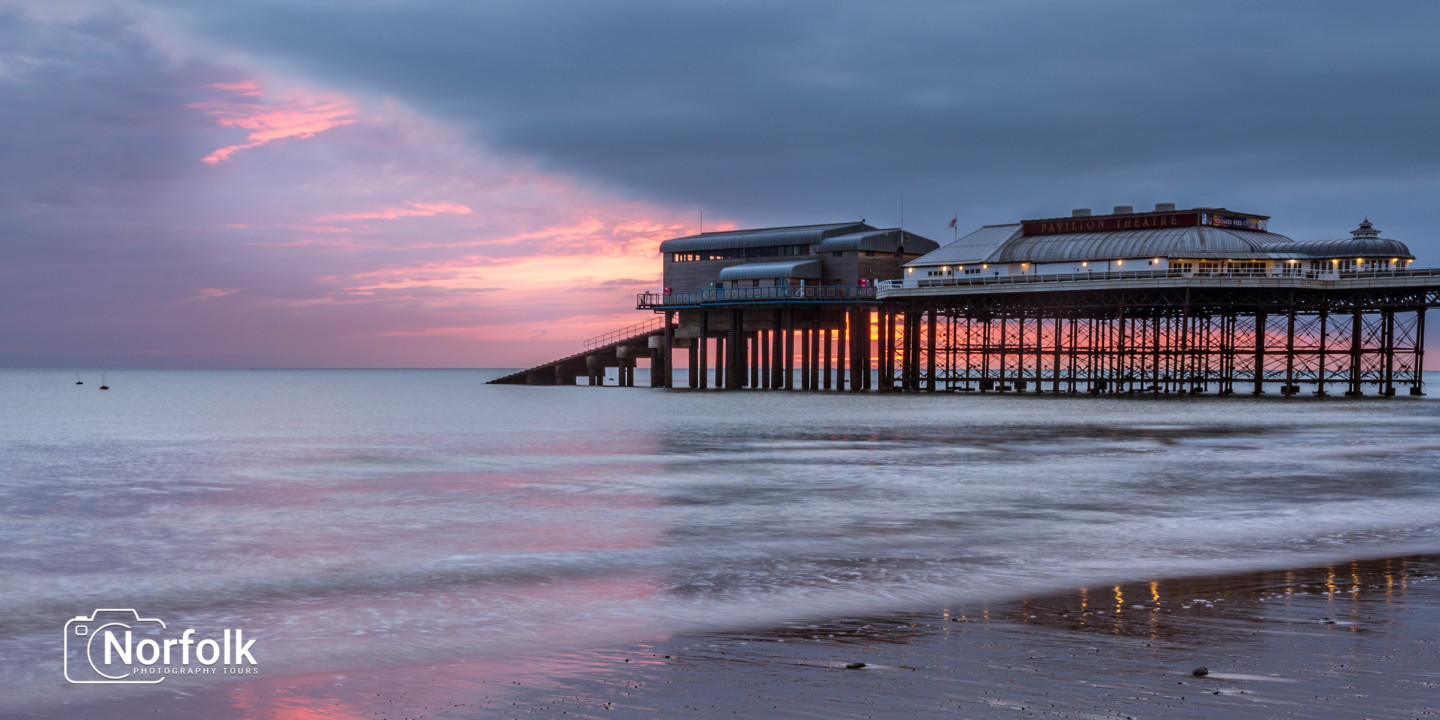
990,226 -> 1297,263
1277,220 -> 1413,259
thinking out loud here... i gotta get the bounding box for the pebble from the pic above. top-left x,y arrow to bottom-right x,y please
1192,666 -> 1209,677
845,662 -> 867,670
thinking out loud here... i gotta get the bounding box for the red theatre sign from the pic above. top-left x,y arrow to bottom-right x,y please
1021,210 -> 1268,236
1022,211 -> 1199,236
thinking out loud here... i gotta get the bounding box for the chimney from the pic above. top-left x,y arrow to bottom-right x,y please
1072,208 -> 1092,217
1113,205 -> 1134,215
1154,203 -> 1176,212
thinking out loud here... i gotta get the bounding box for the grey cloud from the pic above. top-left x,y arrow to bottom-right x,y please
158,0 -> 1440,248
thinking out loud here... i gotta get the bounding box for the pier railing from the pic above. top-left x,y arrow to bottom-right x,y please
637,285 -> 878,308
882,266 -> 1440,291
582,316 -> 664,351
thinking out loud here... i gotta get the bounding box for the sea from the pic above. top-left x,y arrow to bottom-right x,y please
1,368 -> 1438,715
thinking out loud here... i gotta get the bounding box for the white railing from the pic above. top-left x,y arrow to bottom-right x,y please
582,316 -> 664,351
890,266 -> 1439,290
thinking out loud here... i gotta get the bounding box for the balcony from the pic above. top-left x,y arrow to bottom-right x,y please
637,285 -> 878,309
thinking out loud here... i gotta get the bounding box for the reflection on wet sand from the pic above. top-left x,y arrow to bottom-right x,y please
953,554 -> 1431,642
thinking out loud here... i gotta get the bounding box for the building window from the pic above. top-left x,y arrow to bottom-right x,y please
864,251 -> 875,257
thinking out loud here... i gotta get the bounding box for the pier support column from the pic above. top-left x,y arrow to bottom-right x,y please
1315,311 -> 1329,396
715,334 -> 726,391
698,311 -> 709,390
1284,306 -> 1297,395
783,307 -> 795,390
663,312 -> 675,389
1347,308 -> 1364,396
687,337 -> 699,389
823,328 -> 833,390
837,313 -> 848,392
875,311 -> 887,394
754,329 -> 766,388
925,309 -> 936,392
772,311 -> 784,389
1383,309 -> 1396,397
1413,308 -> 1427,395
810,310 -> 821,391
1252,312 -> 1266,395
840,306 -> 852,391
801,326 -> 811,391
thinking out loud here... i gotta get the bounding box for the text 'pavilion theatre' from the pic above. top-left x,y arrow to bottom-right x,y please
491,204 -> 1439,396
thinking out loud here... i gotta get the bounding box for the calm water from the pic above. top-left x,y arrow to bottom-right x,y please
2,369 -> 1438,712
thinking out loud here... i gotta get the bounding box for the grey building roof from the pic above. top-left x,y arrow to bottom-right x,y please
989,226 -> 1295,263
717,259 -> 823,281
1284,221 -> 1413,259
817,229 -> 940,254
659,222 -> 870,253
908,218 -> 1415,267
906,224 -> 1023,266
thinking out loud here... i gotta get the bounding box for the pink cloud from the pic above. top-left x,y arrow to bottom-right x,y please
189,82 -> 361,164
317,200 -> 475,222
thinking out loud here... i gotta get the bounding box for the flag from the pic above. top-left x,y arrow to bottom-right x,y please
949,215 -> 957,229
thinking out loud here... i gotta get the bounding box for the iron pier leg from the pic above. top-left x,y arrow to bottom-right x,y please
1413,308 -> 1427,395
663,311 -> 675,388
801,326 -> 811,391
1384,309 -> 1396,397
829,329 -> 840,391
754,329 -> 766,391
698,311 -> 709,390
1252,312 -> 1266,395
784,307 -> 795,390
1285,306 -> 1297,395
714,333 -> 725,391
1347,308 -> 1364,396
811,310 -> 822,390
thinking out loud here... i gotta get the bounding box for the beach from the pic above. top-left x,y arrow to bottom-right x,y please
29,554 -> 1439,719
3,370 -> 1438,719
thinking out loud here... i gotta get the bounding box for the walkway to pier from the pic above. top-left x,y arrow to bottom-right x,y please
487,318 -> 664,386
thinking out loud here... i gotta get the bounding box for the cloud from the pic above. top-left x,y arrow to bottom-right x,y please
0,3 -> 698,368
189,83 -> 361,164
153,0 -> 1440,251
317,200 -> 474,222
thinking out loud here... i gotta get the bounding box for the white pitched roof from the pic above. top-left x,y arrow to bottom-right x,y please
906,224 -> 1022,267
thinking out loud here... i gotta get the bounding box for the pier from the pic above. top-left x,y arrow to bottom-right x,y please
491,208 -> 1440,396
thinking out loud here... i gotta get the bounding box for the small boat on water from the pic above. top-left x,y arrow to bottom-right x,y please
99,373 -> 109,391
75,372 -> 83,386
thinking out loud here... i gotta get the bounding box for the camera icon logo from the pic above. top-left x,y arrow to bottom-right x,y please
63,609 -> 169,684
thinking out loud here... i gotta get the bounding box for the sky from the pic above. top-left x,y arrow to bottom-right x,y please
3,0 -> 1439,368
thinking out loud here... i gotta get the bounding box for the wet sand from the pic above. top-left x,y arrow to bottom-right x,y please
28,554 -> 1440,719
